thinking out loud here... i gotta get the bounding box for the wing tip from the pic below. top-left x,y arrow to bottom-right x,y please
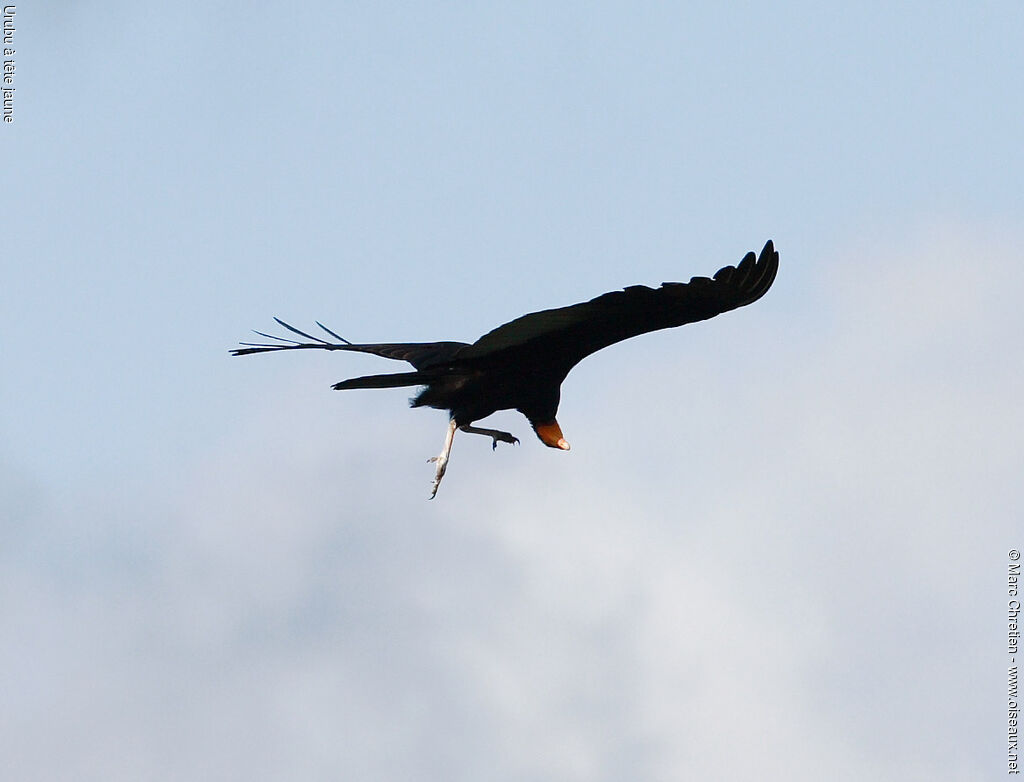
743,238 -> 779,297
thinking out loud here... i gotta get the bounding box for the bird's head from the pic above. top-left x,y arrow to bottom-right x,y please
532,420 -> 571,451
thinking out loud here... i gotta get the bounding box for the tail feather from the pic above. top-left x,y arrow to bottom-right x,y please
332,371 -> 434,391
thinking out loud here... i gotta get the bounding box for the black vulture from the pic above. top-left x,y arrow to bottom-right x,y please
233,240 -> 779,497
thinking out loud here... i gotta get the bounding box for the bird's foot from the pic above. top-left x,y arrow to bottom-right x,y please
428,419 -> 458,499
458,425 -> 520,451
489,432 -> 519,451
428,454 -> 448,499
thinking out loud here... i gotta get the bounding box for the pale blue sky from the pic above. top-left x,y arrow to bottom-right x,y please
3,3 -> 1022,779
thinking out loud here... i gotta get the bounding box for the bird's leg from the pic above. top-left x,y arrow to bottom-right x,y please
428,418 -> 458,499
458,424 -> 520,451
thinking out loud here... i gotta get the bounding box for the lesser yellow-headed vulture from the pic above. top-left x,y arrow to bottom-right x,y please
233,240 -> 779,497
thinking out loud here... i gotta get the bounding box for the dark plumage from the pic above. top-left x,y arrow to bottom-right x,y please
233,240 -> 779,497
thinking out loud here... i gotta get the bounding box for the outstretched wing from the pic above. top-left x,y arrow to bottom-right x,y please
231,318 -> 467,370
459,240 -> 778,372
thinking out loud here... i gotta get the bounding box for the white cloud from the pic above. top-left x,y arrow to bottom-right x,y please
4,225 -> 1017,781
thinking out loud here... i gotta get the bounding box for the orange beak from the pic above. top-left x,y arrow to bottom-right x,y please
534,420 -> 571,450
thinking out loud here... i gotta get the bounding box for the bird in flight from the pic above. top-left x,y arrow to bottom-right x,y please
233,240 -> 779,498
